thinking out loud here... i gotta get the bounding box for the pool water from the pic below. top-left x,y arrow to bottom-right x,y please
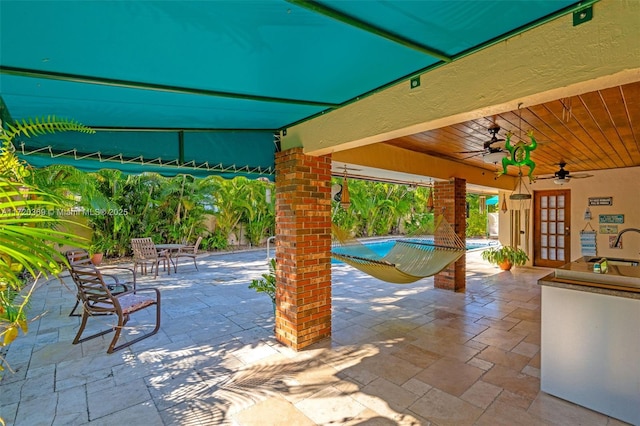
332,239 -> 497,262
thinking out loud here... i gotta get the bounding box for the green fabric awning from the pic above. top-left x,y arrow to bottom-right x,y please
0,0 -> 585,177
486,196 -> 500,206
16,130 -> 276,180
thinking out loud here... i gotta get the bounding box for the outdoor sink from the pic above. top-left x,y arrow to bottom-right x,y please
554,256 -> 640,290
584,257 -> 639,267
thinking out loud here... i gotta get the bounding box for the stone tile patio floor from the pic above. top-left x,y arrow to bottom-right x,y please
0,249 -> 631,425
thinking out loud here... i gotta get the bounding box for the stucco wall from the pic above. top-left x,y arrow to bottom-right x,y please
498,166 -> 640,264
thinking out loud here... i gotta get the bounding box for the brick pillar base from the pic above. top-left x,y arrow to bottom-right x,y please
274,148 -> 332,350
434,178 -> 466,292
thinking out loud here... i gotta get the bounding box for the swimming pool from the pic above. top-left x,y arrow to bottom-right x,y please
332,238 -> 498,262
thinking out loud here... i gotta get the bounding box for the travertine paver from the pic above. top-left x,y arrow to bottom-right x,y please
0,248 -> 632,425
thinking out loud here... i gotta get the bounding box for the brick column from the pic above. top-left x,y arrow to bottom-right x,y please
274,148 -> 332,350
434,178 -> 466,292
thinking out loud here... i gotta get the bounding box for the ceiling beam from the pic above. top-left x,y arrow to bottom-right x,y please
332,144 -> 517,191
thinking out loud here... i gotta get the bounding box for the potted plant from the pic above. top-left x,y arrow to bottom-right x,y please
89,239 -> 106,265
248,258 -> 276,314
481,245 -> 529,271
89,233 -> 117,265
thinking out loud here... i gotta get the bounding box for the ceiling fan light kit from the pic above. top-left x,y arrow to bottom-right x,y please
537,162 -> 593,184
554,177 -> 570,185
483,151 -> 508,164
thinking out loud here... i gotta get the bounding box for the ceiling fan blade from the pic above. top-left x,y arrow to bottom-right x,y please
461,152 -> 487,160
536,173 -> 593,182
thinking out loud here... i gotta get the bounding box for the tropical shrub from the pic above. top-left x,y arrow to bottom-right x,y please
332,178 -> 435,238
242,178 -> 275,246
466,193 -> 488,237
0,117 -> 90,362
249,257 -> 276,308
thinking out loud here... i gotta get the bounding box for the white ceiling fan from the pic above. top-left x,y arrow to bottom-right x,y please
536,162 -> 593,185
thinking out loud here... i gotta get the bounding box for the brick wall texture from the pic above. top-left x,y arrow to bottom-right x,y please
434,178 -> 467,291
274,148 -> 332,350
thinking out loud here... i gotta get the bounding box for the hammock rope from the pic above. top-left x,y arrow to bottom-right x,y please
331,215 -> 465,284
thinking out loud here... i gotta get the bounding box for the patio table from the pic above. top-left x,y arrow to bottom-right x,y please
155,243 -> 185,274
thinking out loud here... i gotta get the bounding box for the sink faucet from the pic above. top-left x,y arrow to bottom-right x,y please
613,228 -> 640,247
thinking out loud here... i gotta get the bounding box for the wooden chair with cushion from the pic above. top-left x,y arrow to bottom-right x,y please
131,237 -> 170,278
65,249 -> 136,316
69,267 -> 161,354
174,236 -> 203,271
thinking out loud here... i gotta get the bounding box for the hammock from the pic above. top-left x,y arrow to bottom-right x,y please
331,215 -> 465,284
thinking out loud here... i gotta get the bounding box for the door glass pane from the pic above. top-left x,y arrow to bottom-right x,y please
536,191 -> 569,265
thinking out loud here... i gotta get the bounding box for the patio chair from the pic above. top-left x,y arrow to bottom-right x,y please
131,237 -> 170,278
69,267 -> 161,354
65,249 -> 136,316
174,236 -> 203,271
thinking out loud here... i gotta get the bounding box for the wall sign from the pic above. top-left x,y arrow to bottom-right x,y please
599,214 -> 624,224
588,197 -> 613,206
600,225 -> 618,234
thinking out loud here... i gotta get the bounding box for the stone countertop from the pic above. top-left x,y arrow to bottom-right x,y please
539,273 -> 640,299
539,256 -> 640,299
556,256 -> 640,286
538,257 -> 640,299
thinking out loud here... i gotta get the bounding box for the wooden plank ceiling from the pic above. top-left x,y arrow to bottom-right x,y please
383,81 -> 640,179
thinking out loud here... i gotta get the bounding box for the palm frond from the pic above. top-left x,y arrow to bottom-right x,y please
0,115 -> 95,144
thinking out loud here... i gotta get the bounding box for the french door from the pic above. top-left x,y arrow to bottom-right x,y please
534,190 -> 571,267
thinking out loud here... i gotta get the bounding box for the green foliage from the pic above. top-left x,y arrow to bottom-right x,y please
332,178 -> 497,240
77,171 -> 216,256
0,141 -> 29,182
209,176 -> 252,244
332,179 -> 429,238
481,245 -> 529,266
401,186 -> 435,235
204,231 -> 230,251
11,168 -> 275,259
0,117 -> 89,358
249,258 -> 276,306
0,116 -> 95,144
242,179 -> 275,246
466,194 -> 488,237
